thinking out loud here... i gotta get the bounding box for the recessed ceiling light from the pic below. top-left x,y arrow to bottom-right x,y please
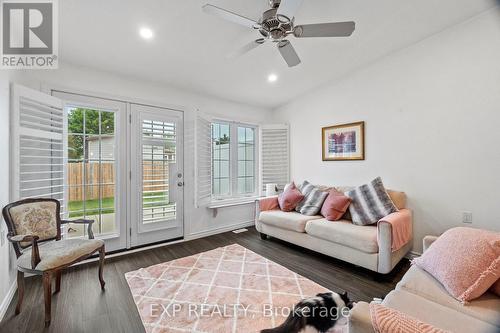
139,27 -> 154,40
268,74 -> 278,83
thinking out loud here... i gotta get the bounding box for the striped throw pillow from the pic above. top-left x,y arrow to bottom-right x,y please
299,188 -> 329,216
295,180 -> 315,212
345,177 -> 398,225
294,180 -> 328,216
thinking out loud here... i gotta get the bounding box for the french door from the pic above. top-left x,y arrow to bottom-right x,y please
130,104 -> 184,247
52,91 -> 128,251
51,91 -> 184,251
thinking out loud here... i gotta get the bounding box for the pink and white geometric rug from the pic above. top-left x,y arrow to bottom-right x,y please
125,244 -> 348,333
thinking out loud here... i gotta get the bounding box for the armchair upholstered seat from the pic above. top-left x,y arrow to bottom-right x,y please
2,198 -> 106,327
17,238 -> 104,271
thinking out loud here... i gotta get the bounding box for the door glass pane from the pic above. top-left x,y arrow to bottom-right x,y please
66,107 -> 116,238
142,120 -> 176,224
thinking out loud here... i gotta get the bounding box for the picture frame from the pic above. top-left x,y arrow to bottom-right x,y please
322,121 -> 365,161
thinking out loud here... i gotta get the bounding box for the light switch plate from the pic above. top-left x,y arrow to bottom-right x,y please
462,211 -> 473,224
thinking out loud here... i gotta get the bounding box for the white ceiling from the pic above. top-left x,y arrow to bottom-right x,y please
59,0 -> 496,109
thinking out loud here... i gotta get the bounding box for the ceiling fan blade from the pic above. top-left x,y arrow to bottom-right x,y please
276,0 -> 303,20
294,21 -> 355,38
278,40 -> 301,67
202,4 -> 258,28
227,39 -> 265,59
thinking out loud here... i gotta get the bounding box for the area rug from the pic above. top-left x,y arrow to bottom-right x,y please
125,244 -> 348,333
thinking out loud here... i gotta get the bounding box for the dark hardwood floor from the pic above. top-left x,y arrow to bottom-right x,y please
0,227 -> 409,333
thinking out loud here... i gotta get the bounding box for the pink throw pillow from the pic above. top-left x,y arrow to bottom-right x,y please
413,227 -> 500,303
278,182 -> 304,212
320,189 -> 352,221
369,303 -> 451,333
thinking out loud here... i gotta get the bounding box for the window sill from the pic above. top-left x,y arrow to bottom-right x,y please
208,197 -> 260,217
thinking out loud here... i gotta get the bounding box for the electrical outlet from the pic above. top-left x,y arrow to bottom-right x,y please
462,211 -> 473,224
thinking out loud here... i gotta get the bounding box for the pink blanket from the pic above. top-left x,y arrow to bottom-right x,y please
259,196 -> 279,211
378,209 -> 412,252
369,303 -> 451,333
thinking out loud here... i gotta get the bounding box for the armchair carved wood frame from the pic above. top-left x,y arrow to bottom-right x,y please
2,198 -> 106,327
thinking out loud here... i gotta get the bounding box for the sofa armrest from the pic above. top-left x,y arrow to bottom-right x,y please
349,302 -> 375,333
257,196 -> 279,211
377,209 -> 413,274
378,209 -> 413,251
423,235 -> 439,252
255,196 -> 279,231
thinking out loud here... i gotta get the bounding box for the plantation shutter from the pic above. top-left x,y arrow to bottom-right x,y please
259,124 -> 290,194
195,111 -> 212,207
11,84 -> 66,209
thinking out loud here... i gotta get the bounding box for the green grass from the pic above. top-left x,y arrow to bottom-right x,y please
68,192 -> 170,217
68,197 -> 114,217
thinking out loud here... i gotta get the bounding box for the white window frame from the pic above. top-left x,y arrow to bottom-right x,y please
211,120 -> 259,201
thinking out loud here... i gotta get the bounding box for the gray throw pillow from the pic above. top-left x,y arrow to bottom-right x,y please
345,177 -> 398,225
295,180 -> 315,212
299,187 -> 329,216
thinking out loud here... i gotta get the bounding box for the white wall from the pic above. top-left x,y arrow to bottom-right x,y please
0,73 -> 16,319
273,9 -> 500,254
1,63 -> 270,312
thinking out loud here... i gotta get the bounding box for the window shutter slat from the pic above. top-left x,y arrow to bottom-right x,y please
11,85 -> 66,209
195,111 -> 212,207
259,124 -> 290,193
141,118 -> 177,223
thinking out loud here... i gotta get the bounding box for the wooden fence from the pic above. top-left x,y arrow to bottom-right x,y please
67,162 -> 169,201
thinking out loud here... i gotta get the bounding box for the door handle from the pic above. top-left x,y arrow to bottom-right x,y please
177,181 -> 184,187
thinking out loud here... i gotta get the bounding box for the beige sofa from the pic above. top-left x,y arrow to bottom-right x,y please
255,187 -> 412,274
349,236 -> 500,333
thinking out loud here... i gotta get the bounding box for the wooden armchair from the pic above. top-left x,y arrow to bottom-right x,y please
2,198 -> 106,327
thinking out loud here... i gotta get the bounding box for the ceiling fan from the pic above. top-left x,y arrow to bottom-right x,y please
202,0 -> 355,67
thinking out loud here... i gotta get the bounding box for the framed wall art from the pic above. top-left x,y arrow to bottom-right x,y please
322,121 -> 365,161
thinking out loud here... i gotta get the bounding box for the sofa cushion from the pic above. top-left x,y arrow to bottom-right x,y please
491,279 -> 500,296
396,265 -> 500,327
299,187 -> 329,216
320,189 -> 352,221
382,290 -> 498,333
295,180 -> 315,212
305,219 -> 379,253
345,177 -> 398,226
334,186 -> 354,193
259,210 -> 322,233
413,227 -> 500,302
278,182 -> 304,212
387,190 -> 407,210
369,303 -> 451,333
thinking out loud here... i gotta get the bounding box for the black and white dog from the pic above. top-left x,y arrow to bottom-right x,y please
261,292 -> 353,333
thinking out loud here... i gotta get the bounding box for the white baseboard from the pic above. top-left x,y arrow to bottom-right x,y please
0,281 -> 17,323
186,221 -> 255,241
76,221 -> 256,266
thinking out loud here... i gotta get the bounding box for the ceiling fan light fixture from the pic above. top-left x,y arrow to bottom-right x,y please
202,0 -> 355,67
